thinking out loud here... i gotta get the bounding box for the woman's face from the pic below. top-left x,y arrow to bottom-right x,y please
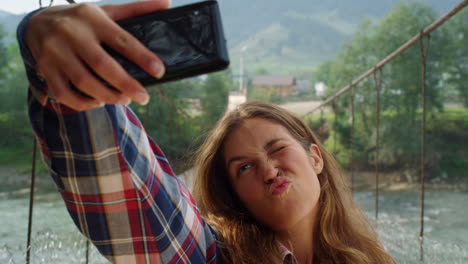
223,118 -> 323,232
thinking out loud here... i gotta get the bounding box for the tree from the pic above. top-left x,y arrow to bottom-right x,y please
200,71 -> 231,126
136,79 -> 202,173
132,71 -> 232,173
0,29 -> 31,148
442,7 -> 468,107
0,24 -> 7,78
313,2 -> 449,172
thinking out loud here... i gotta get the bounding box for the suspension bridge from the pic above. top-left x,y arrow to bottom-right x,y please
10,0 -> 468,263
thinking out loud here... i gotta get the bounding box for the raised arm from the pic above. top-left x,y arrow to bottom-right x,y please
18,2 -> 218,263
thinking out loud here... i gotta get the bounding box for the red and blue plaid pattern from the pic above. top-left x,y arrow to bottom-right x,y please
28,98 -> 220,263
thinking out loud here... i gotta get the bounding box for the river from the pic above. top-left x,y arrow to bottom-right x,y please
1,190 -> 467,263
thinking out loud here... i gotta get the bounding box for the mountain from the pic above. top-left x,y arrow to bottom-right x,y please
0,0 -> 462,73
0,12 -> 23,42
0,10 -> 11,18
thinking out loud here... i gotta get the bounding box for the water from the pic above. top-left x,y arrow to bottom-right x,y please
0,194 -> 108,264
354,191 -> 468,263
1,191 -> 467,263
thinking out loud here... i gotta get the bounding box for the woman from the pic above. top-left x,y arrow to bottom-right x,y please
18,1 -> 395,263
192,102 -> 395,263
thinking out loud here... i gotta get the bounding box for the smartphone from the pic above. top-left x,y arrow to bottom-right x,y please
105,0 -> 230,86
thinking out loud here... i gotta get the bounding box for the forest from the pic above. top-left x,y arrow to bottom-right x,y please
308,2 -> 467,185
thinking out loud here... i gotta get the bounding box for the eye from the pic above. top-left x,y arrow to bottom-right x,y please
237,163 -> 253,175
272,146 -> 286,153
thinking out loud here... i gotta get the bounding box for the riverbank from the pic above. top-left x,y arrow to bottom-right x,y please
348,171 -> 468,192
0,165 -> 55,199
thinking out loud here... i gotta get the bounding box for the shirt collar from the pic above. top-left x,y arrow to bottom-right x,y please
276,241 -> 299,264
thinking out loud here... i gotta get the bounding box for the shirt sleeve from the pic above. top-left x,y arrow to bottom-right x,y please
17,10 -> 219,264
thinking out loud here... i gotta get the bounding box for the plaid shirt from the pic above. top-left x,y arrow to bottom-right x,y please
18,10 -> 297,264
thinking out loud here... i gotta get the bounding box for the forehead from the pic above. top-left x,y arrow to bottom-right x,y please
223,118 -> 295,156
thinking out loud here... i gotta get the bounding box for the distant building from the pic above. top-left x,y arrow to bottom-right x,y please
252,75 -> 297,97
227,91 -> 247,112
296,79 -> 312,95
315,82 -> 327,97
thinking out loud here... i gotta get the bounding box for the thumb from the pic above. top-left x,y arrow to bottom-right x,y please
102,0 -> 171,21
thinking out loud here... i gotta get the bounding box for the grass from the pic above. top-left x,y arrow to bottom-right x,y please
302,105 -> 467,174
0,144 -> 49,177
0,145 -> 34,165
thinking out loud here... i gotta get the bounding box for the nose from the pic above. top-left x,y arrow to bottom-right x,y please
261,161 -> 279,184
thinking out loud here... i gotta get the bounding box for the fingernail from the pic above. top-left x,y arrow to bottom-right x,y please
118,97 -> 132,105
135,91 -> 150,105
150,61 -> 165,79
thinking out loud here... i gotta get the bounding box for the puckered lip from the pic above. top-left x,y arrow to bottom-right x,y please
269,176 -> 291,195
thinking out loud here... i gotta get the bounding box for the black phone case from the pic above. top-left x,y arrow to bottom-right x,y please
106,0 -> 230,86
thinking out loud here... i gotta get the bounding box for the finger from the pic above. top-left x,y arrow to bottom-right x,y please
63,23 -> 151,105
101,0 -> 170,79
42,68 -> 104,112
99,19 -> 165,79
78,44 -> 151,105
94,3 -> 166,79
102,0 -> 171,21
43,41 -> 132,105
62,56 -> 132,105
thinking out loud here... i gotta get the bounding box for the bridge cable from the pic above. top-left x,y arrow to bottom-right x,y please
151,86 -> 199,126
26,139 -> 38,264
419,32 -> 430,263
349,84 -> 355,193
85,239 -> 90,263
319,107 -> 324,141
373,68 -> 383,221
332,102 -> 338,154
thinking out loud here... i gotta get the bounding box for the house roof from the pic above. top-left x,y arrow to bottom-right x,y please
252,75 -> 296,86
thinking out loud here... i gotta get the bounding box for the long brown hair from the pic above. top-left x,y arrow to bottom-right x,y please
192,101 -> 395,264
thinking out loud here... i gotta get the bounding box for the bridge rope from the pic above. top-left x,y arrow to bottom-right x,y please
319,107 -> 324,140
373,68 -> 383,221
332,102 -> 338,154
26,140 -> 38,264
349,84 -> 355,193
419,32 -> 430,263
151,86 -> 196,123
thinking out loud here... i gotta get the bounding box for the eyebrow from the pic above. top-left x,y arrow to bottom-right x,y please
225,138 -> 286,169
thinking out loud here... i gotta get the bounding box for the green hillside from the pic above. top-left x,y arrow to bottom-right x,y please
229,11 -> 348,74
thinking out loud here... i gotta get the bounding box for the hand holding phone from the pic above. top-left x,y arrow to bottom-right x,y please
25,0 -> 168,111
110,0 -> 230,86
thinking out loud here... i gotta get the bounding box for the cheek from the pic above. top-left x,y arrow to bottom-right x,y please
301,162 -> 321,200
306,174 -> 321,203
300,169 -> 321,215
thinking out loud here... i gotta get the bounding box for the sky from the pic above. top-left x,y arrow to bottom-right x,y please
1,0 -> 96,14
